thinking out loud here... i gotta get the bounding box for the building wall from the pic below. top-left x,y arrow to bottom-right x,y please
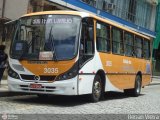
150,6 -> 157,30
0,0 -> 29,44
81,0 -> 157,31
153,3 -> 160,76
27,0 -> 69,13
0,0 -> 4,17
0,0 -> 29,78
4,0 -> 29,20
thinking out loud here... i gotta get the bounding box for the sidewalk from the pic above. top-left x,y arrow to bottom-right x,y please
0,77 -> 160,97
151,76 -> 160,85
0,79 -> 8,92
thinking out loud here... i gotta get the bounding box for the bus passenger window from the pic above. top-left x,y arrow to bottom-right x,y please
112,27 -> 123,54
135,36 -> 143,58
124,32 -> 134,56
143,40 -> 150,59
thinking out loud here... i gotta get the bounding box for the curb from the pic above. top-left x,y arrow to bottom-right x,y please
149,77 -> 160,86
152,76 -> 160,79
149,81 -> 160,86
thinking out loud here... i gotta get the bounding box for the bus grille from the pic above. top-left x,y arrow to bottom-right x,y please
20,74 -> 56,81
19,85 -> 56,92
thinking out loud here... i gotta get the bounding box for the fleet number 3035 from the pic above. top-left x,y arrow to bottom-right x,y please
44,68 -> 59,73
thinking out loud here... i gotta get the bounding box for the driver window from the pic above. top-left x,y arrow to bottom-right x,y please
81,18 -> 94,55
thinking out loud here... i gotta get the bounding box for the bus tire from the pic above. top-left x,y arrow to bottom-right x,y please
124,75 -> 142,97
89,75 -> 102,102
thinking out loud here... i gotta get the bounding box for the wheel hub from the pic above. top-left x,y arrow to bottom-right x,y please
136,79 -> 141,93
93,81 -> 101,98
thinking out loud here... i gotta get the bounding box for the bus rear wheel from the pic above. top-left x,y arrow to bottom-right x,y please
89,75 -> 103,102
124,75 -> 142,97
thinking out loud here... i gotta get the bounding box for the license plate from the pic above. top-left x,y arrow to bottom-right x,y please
30,84 -> 42,89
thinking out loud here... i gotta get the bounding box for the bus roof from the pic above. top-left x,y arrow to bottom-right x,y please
22,11 -> 151,40
22,11 -> 89,18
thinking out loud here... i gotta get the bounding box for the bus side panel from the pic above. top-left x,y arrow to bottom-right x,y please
78,75 -> 95,95
99,53 -> 151,90
78,57 -> 96,95
78,52 -> 121,95
142,75 -> 151,87
106,74 -> 135,90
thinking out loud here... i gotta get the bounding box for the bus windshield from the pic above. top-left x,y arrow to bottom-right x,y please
10,15 -> 81,60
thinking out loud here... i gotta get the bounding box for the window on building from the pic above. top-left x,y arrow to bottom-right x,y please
124,32 -> 134,56
81,0 -> 96,7
143,39 -> 150,59
102,0 -> 115,14
135,36 -> 143,58
96,0 -> 103,9
96,22 -> 110,52
102,0 -> 107,11
128,0 -> 136,22
112,27 -> 123,54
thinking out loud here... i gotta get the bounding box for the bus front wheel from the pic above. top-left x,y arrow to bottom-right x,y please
89,75 -> 103,102
124,75 -> 142,97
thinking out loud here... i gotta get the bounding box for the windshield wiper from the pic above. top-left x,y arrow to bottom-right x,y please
48,27 -> 58,61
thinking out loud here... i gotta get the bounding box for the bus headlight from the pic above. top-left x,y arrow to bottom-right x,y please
8,65 -> 20,79
56,63 -> 78,81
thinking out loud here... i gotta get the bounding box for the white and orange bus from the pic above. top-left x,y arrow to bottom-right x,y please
8,11 -> 152,102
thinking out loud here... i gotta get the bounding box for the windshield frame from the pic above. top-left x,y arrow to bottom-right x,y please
10,14 -> 82,61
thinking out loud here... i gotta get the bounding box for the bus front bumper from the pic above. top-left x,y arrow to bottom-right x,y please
8,76 -> 78,95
